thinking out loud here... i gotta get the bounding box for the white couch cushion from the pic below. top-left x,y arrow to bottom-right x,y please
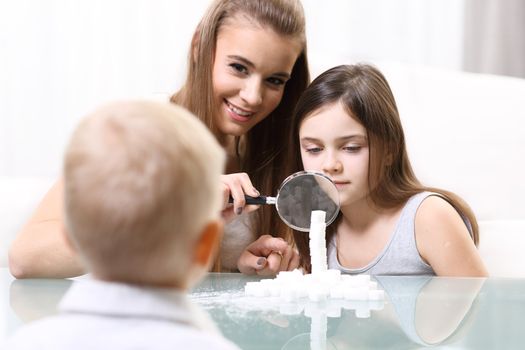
478,220 -> 525,278
0,177 -> 54,267
378,62 -> 525,221
383,64 -> 525,277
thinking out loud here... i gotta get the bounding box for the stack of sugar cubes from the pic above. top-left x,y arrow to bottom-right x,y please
244,210 -> 384,303
310,210 -> 328,274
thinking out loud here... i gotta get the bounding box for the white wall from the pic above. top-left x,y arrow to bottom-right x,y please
0,0 -> 208,177
0,0 -> 466,178
303,0 -> 465,76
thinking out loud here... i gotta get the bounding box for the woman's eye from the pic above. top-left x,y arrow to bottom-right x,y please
229,63 -> 248,74
266,77 -> 285,86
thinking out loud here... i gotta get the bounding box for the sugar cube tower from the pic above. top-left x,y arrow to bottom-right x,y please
244,210 -> 385,350
310,210 -> 327,275
244,210 -> 385,303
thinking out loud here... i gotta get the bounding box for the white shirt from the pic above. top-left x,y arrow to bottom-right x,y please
5,278 -> 240,350
221,211 -> 258,271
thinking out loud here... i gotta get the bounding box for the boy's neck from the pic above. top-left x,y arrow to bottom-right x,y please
93,273 -> 188,291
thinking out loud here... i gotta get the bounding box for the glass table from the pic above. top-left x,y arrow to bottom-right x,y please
1,269 -> 525,349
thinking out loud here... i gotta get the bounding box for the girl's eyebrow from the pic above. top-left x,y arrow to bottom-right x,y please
300,137 -> 321,143
338,135 -> 367,142
300,135 -> 367,143
227,55 -> 291,79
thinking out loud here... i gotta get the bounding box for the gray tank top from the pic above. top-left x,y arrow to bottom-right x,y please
327,192 -> 471,275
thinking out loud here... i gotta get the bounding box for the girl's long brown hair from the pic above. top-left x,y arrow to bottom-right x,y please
171,0 -> 309,269
286,64 -> 479,272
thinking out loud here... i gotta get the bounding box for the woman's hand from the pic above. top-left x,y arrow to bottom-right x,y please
237,235 -> 300,275
221,173 -> 261,222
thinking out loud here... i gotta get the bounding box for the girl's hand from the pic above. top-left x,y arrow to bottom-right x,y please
221,173 -> 261,222
237,235 -> 300,275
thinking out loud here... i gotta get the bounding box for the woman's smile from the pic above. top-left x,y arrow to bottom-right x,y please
224,99 -> 255,122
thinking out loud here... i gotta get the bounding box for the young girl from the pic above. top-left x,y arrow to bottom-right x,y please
9,0 -> 308,278
288,64 -> 487,276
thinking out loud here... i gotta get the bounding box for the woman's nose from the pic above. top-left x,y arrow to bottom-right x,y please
239,78 -> 263,106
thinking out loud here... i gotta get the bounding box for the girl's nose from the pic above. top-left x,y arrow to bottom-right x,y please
239,78 -> 263,106
322,154 -> 343,174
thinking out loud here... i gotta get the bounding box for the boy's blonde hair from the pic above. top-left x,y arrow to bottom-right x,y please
63,101 -> 225,285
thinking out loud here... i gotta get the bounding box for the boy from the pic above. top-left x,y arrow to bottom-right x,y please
6,101 -> 239,349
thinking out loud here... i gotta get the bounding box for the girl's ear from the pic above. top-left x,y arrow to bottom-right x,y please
191,26 -> 201,64
385,153 -> 394,166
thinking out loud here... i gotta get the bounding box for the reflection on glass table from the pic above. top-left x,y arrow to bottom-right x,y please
3,270 -> 525,349
189,274 -> 489,349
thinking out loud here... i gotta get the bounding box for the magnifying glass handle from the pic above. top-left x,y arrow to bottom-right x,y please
228,195 -> 277,205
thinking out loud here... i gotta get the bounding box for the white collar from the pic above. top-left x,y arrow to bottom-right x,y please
59,278 -> 219,334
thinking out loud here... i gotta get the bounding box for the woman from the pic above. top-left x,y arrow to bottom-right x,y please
9,0 -> 309,278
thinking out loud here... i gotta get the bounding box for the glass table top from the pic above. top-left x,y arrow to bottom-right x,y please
2,269 -> 525,349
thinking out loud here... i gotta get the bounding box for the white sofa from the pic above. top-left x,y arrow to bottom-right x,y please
1,62 -> 524,277
382,63 -> 525,278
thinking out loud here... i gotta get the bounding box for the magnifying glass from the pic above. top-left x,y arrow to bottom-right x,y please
229,171 -> 340,231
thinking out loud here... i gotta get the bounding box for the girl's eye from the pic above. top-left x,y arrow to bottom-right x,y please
305,147 -> 322,154
343,146 -> 361,153
229,63 -> 248,74
266,77 -> 286,87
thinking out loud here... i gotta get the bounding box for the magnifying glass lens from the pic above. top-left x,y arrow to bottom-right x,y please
227,171 -> 339,232
276,171 -> 339,232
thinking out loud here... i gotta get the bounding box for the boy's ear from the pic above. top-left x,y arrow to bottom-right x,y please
193,219 -> 223,267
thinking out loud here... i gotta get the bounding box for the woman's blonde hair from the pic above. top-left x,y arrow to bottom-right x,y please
172,0 -> 310,269
286,64 -> 479,272
64,101 -> 225,284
